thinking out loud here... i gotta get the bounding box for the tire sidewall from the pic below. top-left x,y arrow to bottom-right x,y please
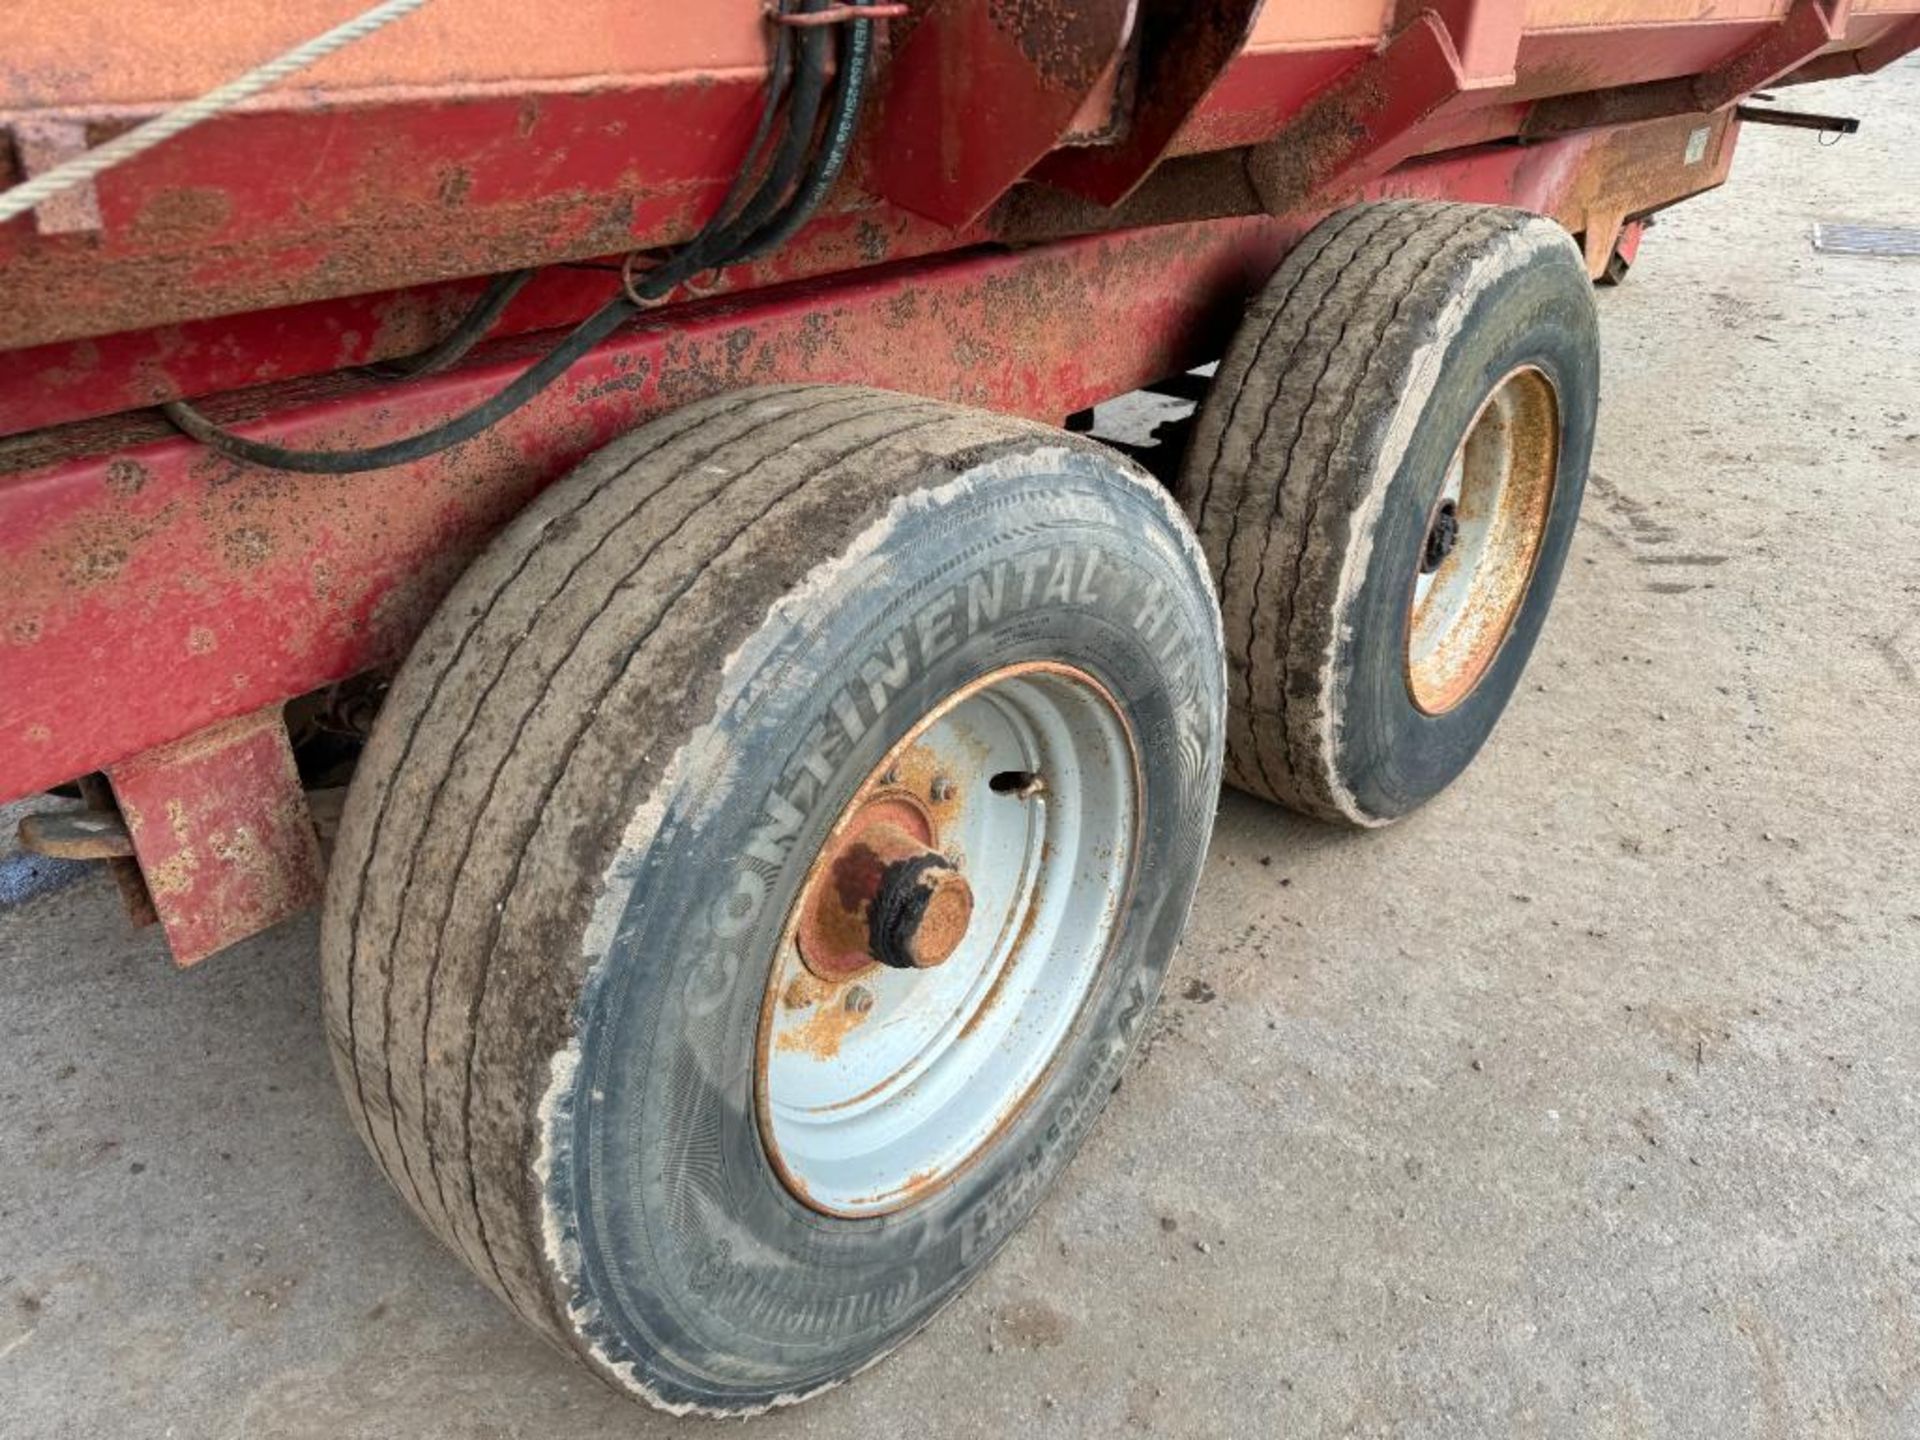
1333,236 -> 1597,823
541,448 -> 1223,1410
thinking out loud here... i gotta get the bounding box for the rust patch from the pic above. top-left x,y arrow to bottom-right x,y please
104,458 -> 149,497
782,972 -> 832,1011
129,186 -> 234,242
437,167 -> 474,208
772,990 -> 874,1061
987,0 -> 1126,93
887,1164 -> 943,1206
912,876 -> 973,967
63,537 -> 129,587
790,728 -> 979,982
1244,73 -> 1387,216
220,525 -> 274,571
796,811 -> 972,978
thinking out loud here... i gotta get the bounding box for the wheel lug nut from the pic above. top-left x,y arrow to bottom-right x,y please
844,986 -> 874,1014
931,775 -> 955,802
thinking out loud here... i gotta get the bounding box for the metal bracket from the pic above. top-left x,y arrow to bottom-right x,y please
1734,103 -> 1860,135
868,0 -> 1137,226
1393,0 -> 1523,89
107,708 -> 324,967
1525,0 -> 1853,138
1243,12 -> 1479,217
16,809 -> 136,860
8,118 -> 103,235
766,2 -> 909,26
1033,0 -> 1266,208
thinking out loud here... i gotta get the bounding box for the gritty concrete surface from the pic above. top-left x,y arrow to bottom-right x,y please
4,64 -> 1919,1440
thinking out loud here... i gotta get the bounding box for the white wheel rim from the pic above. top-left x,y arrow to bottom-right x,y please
1406,364 -> 1560,715
755,662 -> 1140,1219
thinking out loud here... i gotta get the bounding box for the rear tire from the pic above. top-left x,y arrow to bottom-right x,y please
320,385 -> 1225,1413
1175,201 -> 1599,826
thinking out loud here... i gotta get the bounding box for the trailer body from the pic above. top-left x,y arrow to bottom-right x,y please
1,0 -> 1914,960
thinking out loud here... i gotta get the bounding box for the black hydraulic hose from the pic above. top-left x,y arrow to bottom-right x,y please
163,296 -> 637,473
671,6 -> 834,277
589,11 -> 818,303
161,0 -> 881,476
357,20 -> 801,387
690,23 -> 797,246
732,7 -> 873,262
363,269 -> 534,380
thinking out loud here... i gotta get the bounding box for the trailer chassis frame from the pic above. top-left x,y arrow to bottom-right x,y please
2,107 -> 1735,962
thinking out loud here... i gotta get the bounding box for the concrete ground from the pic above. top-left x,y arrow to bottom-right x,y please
4,62 -> 1918,1440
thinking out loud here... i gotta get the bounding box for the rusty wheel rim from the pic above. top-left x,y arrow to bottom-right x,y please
755,662 -> 1141,1219
1405,365 -> 1560,716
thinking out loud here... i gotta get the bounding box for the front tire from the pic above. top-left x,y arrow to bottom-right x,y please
320,386 -> 1225,1413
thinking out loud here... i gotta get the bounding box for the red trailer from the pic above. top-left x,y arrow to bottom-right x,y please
3,0 -> 1913,1414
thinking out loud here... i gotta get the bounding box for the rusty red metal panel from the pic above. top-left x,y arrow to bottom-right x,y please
1700,0 -> 1852,107
1507,21 -> 1775,104
0,78 -> 769,352
1031,0 -> 1265,206
1153,11 -> 1880,160
1523,0 -> 1851,136
1782,11 -> 1920,80
867,0 -> 1135,226
0,219 -> 1294,805
1553,109 -> 1738,274
0,269 -> 604,441
0,207 -> 1001,440
1403,0 -> 1526,88
1243,14 -> 1477,218
1158,46 -> 1376,157
3,0 -> 1915,359
106,707 -> 324,966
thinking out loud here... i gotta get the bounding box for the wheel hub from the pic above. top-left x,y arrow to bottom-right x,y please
796,808 -> 975,979
1406,365 -> 1560,715
756,661 -> 1141,1218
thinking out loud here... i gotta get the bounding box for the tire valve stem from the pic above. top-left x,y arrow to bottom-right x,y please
989,769 -> 1046,800
1422,500 -> 1460,574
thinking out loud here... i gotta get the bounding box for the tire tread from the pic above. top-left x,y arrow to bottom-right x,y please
321,388 -> 1112,1352
1175,201 -> 1572,822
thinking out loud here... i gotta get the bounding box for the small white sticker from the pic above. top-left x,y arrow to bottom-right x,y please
1684,125 -> 1711,166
